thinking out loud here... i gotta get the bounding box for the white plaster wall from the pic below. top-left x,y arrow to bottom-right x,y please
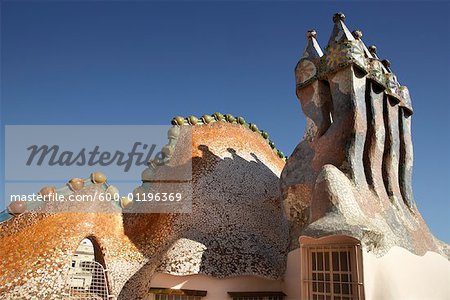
283,249 -> 301,300
281,246 -> 450,300
363,246 -> 450,300
150,273 -> 283,300
150,247 -> 450,300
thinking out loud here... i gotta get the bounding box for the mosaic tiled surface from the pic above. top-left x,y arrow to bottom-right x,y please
1,12 -> 448,300
152,123 -> 289,279
0,186 -> 153,299
283,13 -> 448,258
0,121 -> 287,299
295,13 -> 413,114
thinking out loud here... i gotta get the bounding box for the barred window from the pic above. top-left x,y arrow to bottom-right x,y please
65,237 -> 110,300
227,291 -> 286,300
154,295 -> 202,300
301,236 -> 365,300
150,288 -> 206,300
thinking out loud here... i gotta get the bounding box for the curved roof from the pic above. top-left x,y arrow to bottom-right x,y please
142,121 -> 289,279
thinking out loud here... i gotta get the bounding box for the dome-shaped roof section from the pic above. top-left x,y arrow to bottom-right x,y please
135,120 -> 289,279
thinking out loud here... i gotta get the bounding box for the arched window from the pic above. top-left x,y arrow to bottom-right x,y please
300,235 -> 365,300
65,237 -> 111,300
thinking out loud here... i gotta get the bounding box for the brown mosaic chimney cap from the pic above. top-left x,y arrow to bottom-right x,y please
306,30 -> 317,39
368,45 -> 377,54
352,30 -> 363,39
333,12 -> 345,23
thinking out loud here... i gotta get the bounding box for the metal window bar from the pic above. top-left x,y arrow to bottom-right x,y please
302,244 -> 364,300
154,295 -> 203,300
64,260 -> 110,300
232,297 -> 284,300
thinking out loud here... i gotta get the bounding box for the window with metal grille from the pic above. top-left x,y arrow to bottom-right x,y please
63,237 -> 111,300
154,295 -> 202,300
150,288 -> 206,300
227,291 -> 286,300
300,237 -> 364,300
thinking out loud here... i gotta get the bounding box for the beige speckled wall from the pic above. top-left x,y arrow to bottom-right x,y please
0,121 -> 288,300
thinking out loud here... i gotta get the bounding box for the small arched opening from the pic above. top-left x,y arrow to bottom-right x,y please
64,236 -> 111,300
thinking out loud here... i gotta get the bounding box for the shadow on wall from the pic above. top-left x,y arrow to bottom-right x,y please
118,144 -> 288,298
185,145 -> 288,279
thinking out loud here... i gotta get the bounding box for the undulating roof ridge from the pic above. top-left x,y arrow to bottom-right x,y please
170,113 -> 286,160
0,172 -> 121,224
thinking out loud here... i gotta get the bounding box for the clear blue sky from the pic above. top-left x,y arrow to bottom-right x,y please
1,1 -> 449,242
